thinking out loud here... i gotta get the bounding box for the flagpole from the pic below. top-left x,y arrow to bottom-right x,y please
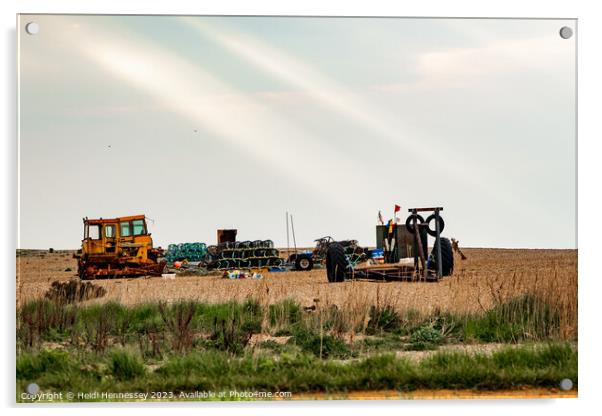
393,206 -> 396,263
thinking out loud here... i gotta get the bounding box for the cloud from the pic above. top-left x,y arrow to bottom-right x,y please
379,35 -> 572,92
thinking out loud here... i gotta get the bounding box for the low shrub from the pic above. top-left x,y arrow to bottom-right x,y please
45,280 -> 106,303
109,350 -> 146,381
208,317 -> 253,354
408,325 -> 443,350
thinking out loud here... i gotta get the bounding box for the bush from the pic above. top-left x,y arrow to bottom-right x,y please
208,317 -> 253,354
45,280 -> 106,303
79,303 -> 120,352
408,325 -> 443,350
159,301 -> 196,352
109,350 -> 146,381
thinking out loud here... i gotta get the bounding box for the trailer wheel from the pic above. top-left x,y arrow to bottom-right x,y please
405,214 -> 425,234
430,237 -> 454,277
295,254 -> 313,271
326,243 -> 348,283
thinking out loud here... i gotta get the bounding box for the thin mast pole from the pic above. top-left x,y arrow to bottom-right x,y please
291,214 -> 297,253
286,211 -> 290,258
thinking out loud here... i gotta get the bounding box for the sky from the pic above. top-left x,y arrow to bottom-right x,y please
18,15 -> 576,249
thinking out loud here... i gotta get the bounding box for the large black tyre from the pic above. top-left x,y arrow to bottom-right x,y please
405,214 -> 425,234
295,254 -> 313,271
326,243 -> 349,283
425,214 -> 445,237
430,237 -> 454,277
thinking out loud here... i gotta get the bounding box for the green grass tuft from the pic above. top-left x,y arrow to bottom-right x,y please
17,349 -> 73,381
462,294 -> 561,343
109,349 -> 146,381
291,328 -> 354,359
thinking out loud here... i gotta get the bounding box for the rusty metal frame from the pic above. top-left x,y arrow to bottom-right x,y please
409,207 -> 444,280
345,206 -> 445,283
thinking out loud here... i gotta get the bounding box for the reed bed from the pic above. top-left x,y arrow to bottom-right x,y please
17,248 -> 577,340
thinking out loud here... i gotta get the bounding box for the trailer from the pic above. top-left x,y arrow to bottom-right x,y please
287,236 -> 365,271
325,207 -> 454,283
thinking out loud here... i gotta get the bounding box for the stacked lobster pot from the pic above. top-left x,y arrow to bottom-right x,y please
206,240 -> 283,270
165,242 -> 208,264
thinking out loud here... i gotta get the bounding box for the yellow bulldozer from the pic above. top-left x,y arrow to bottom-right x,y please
74,214 -> 166,279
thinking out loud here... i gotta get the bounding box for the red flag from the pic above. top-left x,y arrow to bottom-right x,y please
394,204 -> 401,213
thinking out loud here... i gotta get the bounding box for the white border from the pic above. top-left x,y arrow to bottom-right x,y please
3,1 -> 601,415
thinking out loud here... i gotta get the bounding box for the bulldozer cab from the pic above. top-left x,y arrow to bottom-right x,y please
81,215 -> 152,260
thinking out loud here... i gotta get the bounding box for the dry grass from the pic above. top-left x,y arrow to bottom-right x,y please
16,248 -> 577,340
